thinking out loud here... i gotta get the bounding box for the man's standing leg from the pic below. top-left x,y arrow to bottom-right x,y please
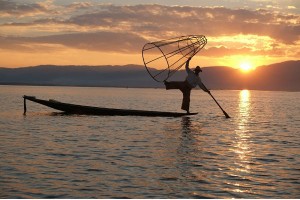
164,81 -> 191,113
181,88 -> 191,113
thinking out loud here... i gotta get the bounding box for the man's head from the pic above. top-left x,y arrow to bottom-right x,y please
194,66 -> 202,74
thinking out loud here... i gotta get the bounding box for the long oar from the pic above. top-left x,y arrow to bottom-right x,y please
208,92 -> 230,118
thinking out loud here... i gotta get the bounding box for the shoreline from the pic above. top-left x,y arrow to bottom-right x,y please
1,83 -> 299,92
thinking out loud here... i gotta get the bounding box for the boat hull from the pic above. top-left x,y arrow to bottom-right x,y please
23,95 -> 197,117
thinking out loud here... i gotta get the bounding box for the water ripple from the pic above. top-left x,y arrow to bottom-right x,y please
1,87 -> 299,198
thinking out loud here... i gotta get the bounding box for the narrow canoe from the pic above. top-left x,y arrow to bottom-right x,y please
23,95 -> 197,117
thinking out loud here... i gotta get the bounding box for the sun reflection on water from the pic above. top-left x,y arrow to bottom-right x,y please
235,89 -> 252,168
239,89 -> 251,123
227,90 -> 254,194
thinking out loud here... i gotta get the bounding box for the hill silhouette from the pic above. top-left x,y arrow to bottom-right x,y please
0,60 -> 299,91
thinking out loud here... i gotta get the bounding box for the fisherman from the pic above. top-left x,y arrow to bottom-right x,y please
164,57 -> 210,113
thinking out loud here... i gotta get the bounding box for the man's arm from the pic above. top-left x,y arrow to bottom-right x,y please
185,57 -> 192,72
198,82 -> 210,93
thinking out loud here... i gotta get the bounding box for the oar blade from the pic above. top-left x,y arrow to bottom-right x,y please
223,111 -> 230,118
208,92 -> 231,119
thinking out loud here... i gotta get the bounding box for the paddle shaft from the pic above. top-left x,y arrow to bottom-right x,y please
23,98 -> 27,115
208,92 -> 230,118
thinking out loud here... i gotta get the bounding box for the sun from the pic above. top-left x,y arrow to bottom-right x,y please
240,62 -> 253,72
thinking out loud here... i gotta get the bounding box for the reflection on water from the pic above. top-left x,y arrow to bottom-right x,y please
229,90 -> 253,194
181,117 -> 192,135
236,90 -> 252,163
239,89 -> 251,123
1,86 -> 300,198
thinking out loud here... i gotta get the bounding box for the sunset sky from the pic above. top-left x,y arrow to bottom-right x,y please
0,0 -> 299,69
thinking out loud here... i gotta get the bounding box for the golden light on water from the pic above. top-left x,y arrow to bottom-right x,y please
232,90 -> 252,176
238,90 -> 251,133
240,90 -> 250,111
238,89 -> 251,137
220,90 -> 255,195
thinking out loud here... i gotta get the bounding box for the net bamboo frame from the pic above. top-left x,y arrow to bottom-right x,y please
142,35 -> 207,82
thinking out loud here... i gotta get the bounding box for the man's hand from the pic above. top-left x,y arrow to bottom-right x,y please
203,85 -> 210,93
185,57 -> 192,70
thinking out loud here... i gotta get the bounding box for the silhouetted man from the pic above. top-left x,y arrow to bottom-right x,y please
164,57 -> 210,113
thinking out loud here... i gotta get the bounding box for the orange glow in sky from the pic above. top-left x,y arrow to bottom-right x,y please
0,1 -> 299,68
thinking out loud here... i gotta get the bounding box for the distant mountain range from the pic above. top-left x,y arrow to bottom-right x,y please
0,60 -> 299,91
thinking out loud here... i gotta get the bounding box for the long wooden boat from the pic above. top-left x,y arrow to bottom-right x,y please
23,95 -> 197,117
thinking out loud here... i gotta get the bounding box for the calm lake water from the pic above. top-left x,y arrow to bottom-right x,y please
0,85 -> 299,198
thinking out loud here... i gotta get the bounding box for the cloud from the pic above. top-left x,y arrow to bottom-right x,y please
0,0 -> 49,16
64,5 -> 300,44
34,32 -> 148,53
0,32 -> 148,53
202,45 -> 288,57
66,2 -> 93,10
0,3 -> 299,59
